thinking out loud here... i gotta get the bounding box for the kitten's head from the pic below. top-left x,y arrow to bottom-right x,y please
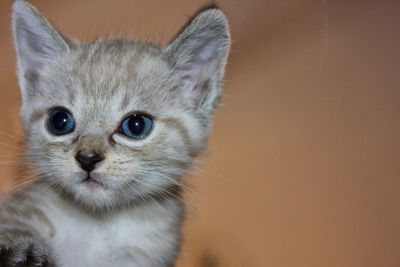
12,1 -> 230,210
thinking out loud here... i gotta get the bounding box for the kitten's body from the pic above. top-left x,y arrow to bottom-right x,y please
0,1 -> 229,266
2,182 -> 182,266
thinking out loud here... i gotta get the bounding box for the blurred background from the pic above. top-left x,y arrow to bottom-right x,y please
0,0 -> 400,266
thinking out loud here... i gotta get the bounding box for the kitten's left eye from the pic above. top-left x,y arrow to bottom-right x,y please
120,114 -> 153,139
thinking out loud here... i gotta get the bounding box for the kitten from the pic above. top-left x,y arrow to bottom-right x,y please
0,0 -> 230,266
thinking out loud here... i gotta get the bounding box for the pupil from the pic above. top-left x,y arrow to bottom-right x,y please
52,112 -> 68,130
128,116 -> 144,135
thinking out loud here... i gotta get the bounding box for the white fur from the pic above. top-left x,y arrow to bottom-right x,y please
34,189 -> 181,267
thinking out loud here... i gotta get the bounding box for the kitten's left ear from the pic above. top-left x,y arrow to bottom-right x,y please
12,0 -> 74,101
164,5 -> 231,112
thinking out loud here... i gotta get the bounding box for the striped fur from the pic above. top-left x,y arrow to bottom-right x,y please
1,1 -> 230,266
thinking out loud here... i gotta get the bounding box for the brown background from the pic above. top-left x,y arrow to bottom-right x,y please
0,0 -> 400,266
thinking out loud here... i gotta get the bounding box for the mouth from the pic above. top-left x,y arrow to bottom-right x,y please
82,175 -> 104,189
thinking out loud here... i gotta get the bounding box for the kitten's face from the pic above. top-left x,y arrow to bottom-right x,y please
12,1 -> 230,210
25,42 -> 200,208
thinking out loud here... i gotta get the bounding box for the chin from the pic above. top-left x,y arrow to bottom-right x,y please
66,181 -> 117,211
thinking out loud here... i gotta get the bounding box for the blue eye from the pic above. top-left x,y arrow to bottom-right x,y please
47,108 -> 75,136
120,114 -> 153,139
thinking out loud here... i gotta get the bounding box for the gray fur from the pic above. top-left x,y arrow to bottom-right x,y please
1,1 -> 230,266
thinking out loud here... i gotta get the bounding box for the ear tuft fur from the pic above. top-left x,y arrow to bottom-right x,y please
170,3 -> 221,41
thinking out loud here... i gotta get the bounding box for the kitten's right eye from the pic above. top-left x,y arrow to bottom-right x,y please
47,108 -> 75,136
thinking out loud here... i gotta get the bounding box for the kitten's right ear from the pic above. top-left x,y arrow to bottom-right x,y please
12,0 -> 74,100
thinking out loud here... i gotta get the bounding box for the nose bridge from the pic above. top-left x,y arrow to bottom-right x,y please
75,134 -> 107,155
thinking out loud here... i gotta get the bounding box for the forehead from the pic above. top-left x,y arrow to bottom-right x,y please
41,40 -> 178,115
69,40 -> 166,99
